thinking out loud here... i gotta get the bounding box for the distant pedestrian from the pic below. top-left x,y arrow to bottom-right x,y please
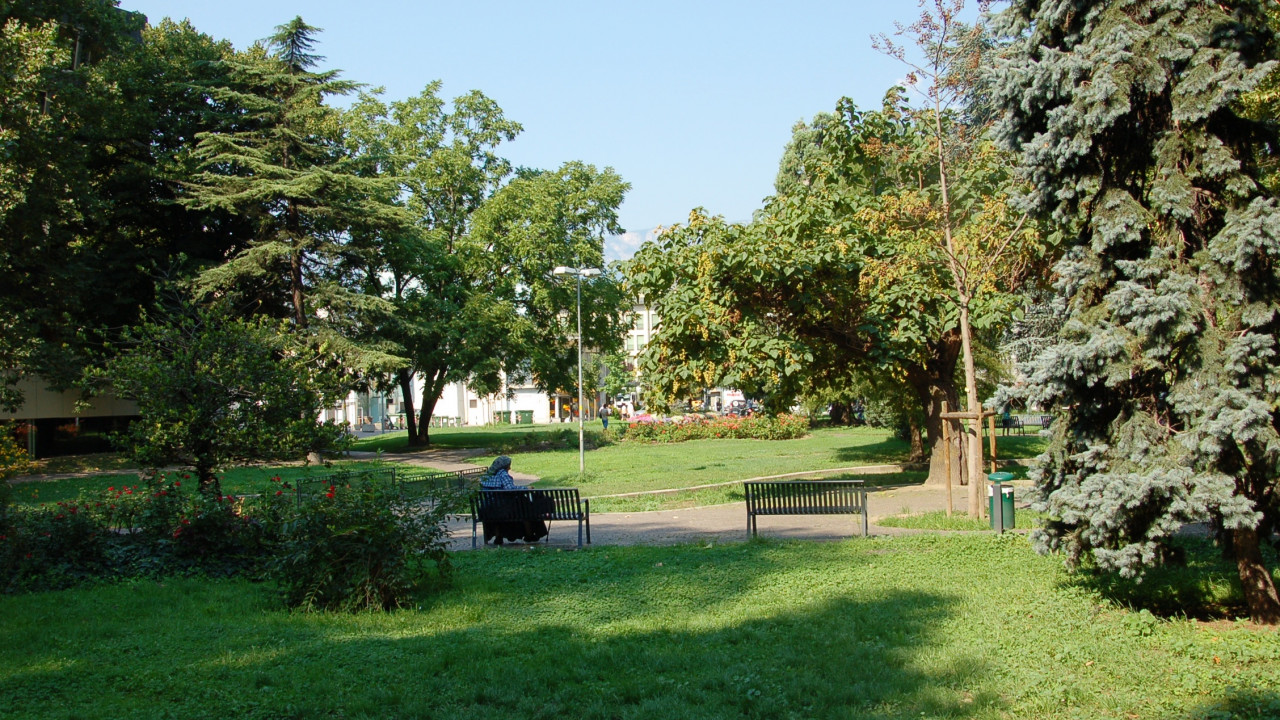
600,404 -> 612,430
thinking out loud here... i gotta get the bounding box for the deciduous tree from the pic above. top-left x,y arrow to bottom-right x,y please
105,302 -> 347,496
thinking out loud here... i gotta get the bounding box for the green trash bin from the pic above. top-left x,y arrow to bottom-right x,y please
987,472 -> 1015,531
517,410 -> 534,424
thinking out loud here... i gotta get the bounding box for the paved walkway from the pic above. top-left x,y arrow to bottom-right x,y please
354,449 -> 1028,549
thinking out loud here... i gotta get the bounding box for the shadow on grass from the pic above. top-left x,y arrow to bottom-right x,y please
1172,688 -> 1280,720
0,544 -> 993,719
832,438 -> 913,464
1062,536 -> 1279,621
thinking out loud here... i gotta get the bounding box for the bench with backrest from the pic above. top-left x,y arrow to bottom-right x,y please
469,488 -> 590,548
743,479 -> 868,538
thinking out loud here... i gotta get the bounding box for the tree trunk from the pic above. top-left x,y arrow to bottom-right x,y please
1232,527 -> 1280,624
957,303 -> 985,520
413,373 -> 449,448
830,401 -> 850,425
907,413 -> 925,462
196,461 -> 219,499
398,368 -> 418,444
907,331 -> 963,486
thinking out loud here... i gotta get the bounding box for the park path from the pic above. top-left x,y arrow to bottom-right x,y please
11,446 -> 1026,548
350,448 -> 1027,549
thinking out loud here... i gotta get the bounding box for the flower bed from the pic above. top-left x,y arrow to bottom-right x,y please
622,413 -> 809,443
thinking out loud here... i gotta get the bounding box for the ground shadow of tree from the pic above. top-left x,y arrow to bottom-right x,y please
833,438 -> 914,464
1170,687 -> 1280,720
0,543 -> 996,719
1060,536 -> 1278,621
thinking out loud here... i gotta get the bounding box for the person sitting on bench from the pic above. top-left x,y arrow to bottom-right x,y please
480,456 -> 548,544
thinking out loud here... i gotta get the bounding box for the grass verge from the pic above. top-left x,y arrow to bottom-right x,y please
0,535 -> 1275,719
877,509 -> 1048,532
6,460 -> 417,507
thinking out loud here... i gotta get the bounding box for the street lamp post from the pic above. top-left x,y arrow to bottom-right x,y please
552,263 -> 601,474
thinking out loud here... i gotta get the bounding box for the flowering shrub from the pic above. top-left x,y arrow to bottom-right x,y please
0,497 -> 109,592
1,469 -> 461,607
621,413 -> 809,443
266,477 -> 461,612
0,472 -> 269,591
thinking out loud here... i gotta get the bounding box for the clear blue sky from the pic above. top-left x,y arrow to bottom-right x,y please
118,1 -> 964,259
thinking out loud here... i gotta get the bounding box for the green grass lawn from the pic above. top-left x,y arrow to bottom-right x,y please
9,428 -> 1047,513
877,509 -> 1049,532
487,426 -> 915,495
0,534 -> 1274,719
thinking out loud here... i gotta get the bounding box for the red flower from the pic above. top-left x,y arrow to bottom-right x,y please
174,481 -> 181,487
107,487 -> 115,492
325,492 -> 335,499
275,490 -> 283,496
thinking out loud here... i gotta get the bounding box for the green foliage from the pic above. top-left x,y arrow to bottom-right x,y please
992,0 -> 1280,620
104,302 -> 349,494
599,351 -> 634,400
184,18 -> 407,375
627,92 -> 1030,480
267,477 -> 456,612
0,5 -> 244,406
620,414 -> 810,443
0,472 -> 267,593
0,424 -> 29,482
342,86 -> 630,443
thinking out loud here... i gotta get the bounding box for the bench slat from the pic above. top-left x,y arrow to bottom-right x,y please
744,480 -> 868,538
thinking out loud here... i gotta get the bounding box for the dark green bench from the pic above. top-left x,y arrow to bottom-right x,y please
470,488 -> 590,548
743,480 -> 868,538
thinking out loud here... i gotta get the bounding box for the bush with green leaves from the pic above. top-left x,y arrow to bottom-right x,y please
104,301 -> 350,497
0,472 -> 276,592
266,478 -> 459,612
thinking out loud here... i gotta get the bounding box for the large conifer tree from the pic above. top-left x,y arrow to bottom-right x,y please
993,0 -> 1280,622
186,17 -> 405,371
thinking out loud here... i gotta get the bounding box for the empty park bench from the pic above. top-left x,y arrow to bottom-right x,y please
744,479 -> 868,538
470,488 -> 591,548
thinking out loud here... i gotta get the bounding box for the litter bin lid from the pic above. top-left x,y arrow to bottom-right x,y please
988,472 -> 1014,483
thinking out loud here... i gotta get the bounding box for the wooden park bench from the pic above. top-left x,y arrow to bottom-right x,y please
743,479 -> 868,538
469,488 -> 591,548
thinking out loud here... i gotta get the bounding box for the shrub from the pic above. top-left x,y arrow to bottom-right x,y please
0,472 -> 272,592
621,414 -> 809,443
266,477 -> 460,612
0,423 -> 29,481
0,498 -> 109,592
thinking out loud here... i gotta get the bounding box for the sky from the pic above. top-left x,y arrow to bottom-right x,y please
117,1 -> 961,260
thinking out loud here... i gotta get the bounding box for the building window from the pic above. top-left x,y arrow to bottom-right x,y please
632,312 -> 646,332
469,399 -> 477,409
